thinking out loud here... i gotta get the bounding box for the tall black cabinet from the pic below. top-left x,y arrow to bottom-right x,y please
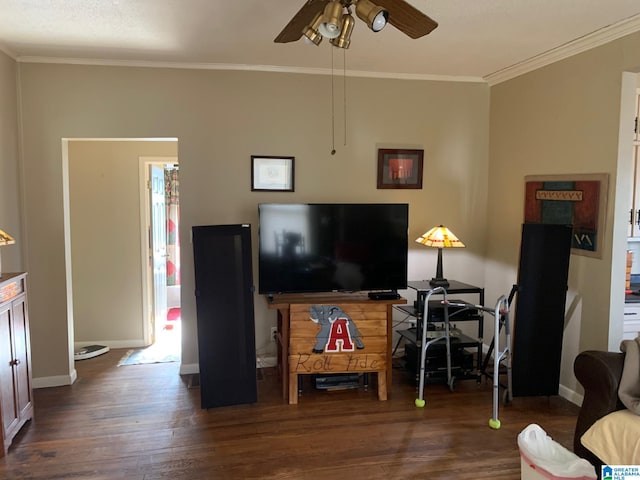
192,224 -> 257,408
512,223 -> 572,397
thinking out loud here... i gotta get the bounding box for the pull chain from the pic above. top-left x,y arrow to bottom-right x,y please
331,48 -> 336,155
343,47 -> 347,147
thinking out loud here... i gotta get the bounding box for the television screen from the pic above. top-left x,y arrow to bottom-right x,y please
258,203 -> 408,294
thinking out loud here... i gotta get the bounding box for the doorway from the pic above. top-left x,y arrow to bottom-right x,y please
65,140 -> 179,362
141,159 -> 181,357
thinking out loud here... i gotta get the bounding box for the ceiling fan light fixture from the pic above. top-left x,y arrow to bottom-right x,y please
355,0 -> 388,32
303,12 -> 324,45
330,13 -> 354,49
318,1 -> 344,39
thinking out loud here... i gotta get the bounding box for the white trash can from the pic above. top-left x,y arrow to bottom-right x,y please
518,424 -> 597,480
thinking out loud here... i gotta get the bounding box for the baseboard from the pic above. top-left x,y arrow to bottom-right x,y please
179,363 -> 199,375
33,368 -> 77,389
74,339 -> 148,350
38,349 -> 584,408
474,344 -> 583,407
179,355 -> 276,377
36,339 -> 154,389
257,355 -> 276,368
559,383 -> 583,407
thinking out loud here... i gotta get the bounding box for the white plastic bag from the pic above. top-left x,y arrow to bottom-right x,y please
517,424 -> 597,479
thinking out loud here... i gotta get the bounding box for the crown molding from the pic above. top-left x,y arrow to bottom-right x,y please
16,55 -> 485,83
485,12 -> 640,86
10,11 -> 640,87
0,43 -> 17,60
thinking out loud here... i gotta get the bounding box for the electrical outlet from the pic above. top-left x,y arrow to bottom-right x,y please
270,327 -> 278,342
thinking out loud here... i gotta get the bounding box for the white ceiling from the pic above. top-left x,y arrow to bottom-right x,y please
1,0 -> 640,83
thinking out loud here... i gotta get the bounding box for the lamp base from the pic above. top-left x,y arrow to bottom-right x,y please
429,277 -> 450,288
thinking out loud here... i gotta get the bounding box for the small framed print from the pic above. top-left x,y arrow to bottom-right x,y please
251,156 -> 295,192
377,148 -> 424,189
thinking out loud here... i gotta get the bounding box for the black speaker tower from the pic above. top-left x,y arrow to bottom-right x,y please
512,223 -> 572,397
192,224 -> 257,408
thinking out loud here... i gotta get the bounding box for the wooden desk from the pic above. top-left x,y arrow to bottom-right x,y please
267,292 -> 406,404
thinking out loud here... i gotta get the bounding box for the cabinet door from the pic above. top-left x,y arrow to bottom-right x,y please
0,304 -> 19,437
635,88 -> 640,143
631,146 -> 640,237
629,89 -> 640,236
11,295 -> 32,419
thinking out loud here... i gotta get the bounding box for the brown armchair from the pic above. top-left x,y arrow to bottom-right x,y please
573,350 -> 625,467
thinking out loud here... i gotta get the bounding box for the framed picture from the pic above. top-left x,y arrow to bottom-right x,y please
251,156 -> 295,192
377,149 -> 424,189
524,173 -> 609,258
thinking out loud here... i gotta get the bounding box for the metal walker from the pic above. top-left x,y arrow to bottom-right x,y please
484,295 -> 512,429
414,291 -> 513,430
414,286 -> 453,407
444,295 -> 513,429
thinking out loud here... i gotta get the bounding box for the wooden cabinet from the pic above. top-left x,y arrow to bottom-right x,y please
0,273 -> 33,455
268,293 -> 405,404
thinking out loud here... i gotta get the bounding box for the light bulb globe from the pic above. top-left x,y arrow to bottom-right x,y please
319,22 -> 341,38
372,11 -> 388,32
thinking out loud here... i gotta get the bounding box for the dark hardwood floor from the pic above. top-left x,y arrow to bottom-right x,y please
0,349 -> 580,479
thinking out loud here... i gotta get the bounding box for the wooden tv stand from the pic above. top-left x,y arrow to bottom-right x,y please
267,292 -> 406,404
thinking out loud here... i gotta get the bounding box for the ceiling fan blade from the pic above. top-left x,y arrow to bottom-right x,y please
374,0 -> 438,39
274,0 -> 330,43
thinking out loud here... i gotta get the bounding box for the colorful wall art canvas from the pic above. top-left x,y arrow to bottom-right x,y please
524,174 -> 608,258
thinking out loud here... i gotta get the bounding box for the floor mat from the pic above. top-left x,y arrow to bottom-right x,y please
117,346 -> 180,366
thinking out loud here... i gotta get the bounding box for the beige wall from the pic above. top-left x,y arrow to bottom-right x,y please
18,63 -> 490,383
487,31 -> 640,395
9,32 -> 640,397
0,51 -> 22,273
68,140 -> 177,346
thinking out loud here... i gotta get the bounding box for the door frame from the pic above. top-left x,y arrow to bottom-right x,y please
139,156 -> 178,345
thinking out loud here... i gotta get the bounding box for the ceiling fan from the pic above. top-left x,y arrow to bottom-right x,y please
274,0 -> 438,49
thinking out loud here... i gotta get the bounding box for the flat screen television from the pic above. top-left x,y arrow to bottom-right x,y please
258,203 -> 408,295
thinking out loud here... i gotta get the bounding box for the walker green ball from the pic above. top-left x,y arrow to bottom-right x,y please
415,398 -> 425,408
489,418 -> 501,429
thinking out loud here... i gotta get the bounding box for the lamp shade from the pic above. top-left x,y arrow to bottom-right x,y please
415,225 -> 464,288
415,225 -> 465,248
0,229 -> 15,246
0,229 -> 15,278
